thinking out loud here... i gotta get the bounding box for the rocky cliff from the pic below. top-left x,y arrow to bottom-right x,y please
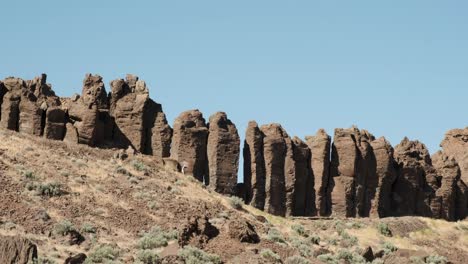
1,74 -> 467,221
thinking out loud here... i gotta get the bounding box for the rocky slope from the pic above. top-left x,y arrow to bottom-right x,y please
0,130 -> 467,264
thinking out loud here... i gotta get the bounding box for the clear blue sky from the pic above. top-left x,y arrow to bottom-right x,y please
1,1 -> 467,159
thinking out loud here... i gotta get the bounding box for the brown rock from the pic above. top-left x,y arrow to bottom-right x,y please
393,137 -> 433,216
178,215 -> 219,248
361,246 -> 374,262
110,75 -> 172,156
261,123 -> 287,216
171,109 -> 209,182
44,107 -> 66,140
0,235 -> 38,264
291,136 -> 315,216
329,127 -> 360,217
207,112 -> 240,195
228,220 -> 260,243
243,121 -> 266,210
369,137 -> 398,217
63,122 -> 79,143
65,253 -> 87,264
440,128 -> 468,183
305,129 -> 331,216
0,77 -> 22,131
163,158 -> 180,172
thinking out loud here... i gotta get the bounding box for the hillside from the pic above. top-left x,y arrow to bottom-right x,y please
1,129 -> 467,264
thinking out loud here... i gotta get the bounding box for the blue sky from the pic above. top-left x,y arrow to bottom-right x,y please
1,1 -> 467,160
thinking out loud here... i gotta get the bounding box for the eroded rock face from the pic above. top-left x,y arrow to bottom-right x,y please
261,123 -> 287,216
291,137 -> 314,216
171,109 -> 208,182
432,153 -> 468,220
110,75 -> 172,156
369,137 -> 398,217
440,128 -> 468,183
305,129 -> 331,216
1,77 -> 24,131
243,121 -> 266,209
329,127 -> 361,217
0,235 -> 38,264
207,112 -> 240,195
393,138 -> 433,216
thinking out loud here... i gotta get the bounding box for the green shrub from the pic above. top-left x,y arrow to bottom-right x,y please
317,254 -> 338,264
54,220 -> 75,236
425,255 -> 448,264
336,249 -> 366,263
285,255 -> 311,264
133,161 -> 147,171
260,249 -> 281,263
266,228 -> 286,244
81,223 -> 96,234
36,182 -> 64,197
137,226 -> 178,250
228,196 -> 244,210
178,246 -> 222,264
24,171 -> 35,179
291,224 -> 307,237
85,244 -> 120,263
382,242 -> 398,255
377,222 -> 392,237
410,256 -> 425,264
308,235 -> 320,245
137,250 -> 160,264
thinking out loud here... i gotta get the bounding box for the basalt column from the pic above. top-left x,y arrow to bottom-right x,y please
110,75 -> 172,156
0,77 -> 22,131
291,137 -> 315,216
243,121 -> 266,209
207,112 -> 240,195
305,129 -> 331,216
261,124 -> 287,216
171,109 -> 209,182
440,128 -> 468,183
369,137 -> 398,217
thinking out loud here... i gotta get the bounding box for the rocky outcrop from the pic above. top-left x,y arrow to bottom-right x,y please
291,137 -> 315,216
0,75 -> 62,136
305,129 -> 331,216
0,235 -> 38,264
171,109 -> 209,182
207,112 -> 240,195
64,74 -> 106,146
243,121 -> 266,210
261,123 -> 287,216
440,128 -> 468,183
393,138 -> 433,216
329,127 -> 361,217
110,75 -> 172,156
369,137 -> 398,217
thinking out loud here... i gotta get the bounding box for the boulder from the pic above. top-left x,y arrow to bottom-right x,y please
291,136 -> 314,216
260,123 -> 287,216
369,137 -> 398,218
0,77 -> 23,131
228,220 -> 260,243
178,215 -> 219,248
305,129 -> 331,216
43,107 -> 66,140
65,253 -> 87,264
207,112 -> 240,195
0,235 -> 38,264
243,121 -> 266,210
171,109 -> 209,182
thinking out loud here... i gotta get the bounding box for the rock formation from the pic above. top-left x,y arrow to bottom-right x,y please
207,112 -> 240,195
369,137 -> 398,217
243,121 -> 266,210
260,123 -> 287,216
440,128 -> 468,183
305,129 -> 331,216
0,235 -> 38,264
171,109 -> 209,182
110,74 -> 172,156
291,137 -> 315,216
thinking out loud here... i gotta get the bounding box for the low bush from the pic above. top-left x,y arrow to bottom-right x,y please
291,224 -> 307,237
377,222 -> 392,237
425,255 -> 448,264
266,228 -> 286,244
137,250 -> 160,264
228,196 -> 244,210
54,220 -> 75,236
285,255 -> 311,264
137,226 -> 178,250
178,246 -> 222,264
382,242 -> 398,255
85,244 -> 120,263
260,249 -> 281,263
